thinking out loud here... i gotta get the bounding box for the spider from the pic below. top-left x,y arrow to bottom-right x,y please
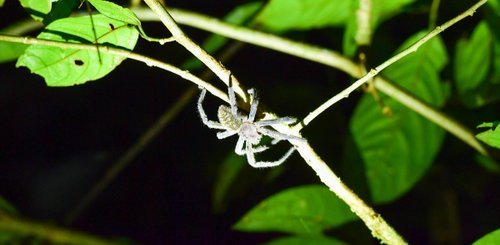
197,78 -> 306,168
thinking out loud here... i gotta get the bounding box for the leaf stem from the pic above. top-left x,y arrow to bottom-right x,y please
0,34 -> 230,104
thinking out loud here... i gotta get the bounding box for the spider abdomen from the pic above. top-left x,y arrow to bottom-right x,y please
218,105 -> 241,131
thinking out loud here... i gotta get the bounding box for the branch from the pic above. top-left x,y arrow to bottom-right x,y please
139,1 -> 407,243
0,34 -> 229,104
132,2 -> 490,156
142,0 -> 248,101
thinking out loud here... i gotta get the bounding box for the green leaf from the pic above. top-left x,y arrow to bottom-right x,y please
0,0 -> 5,7
263,235 -> 347,245
233,185 -> 357,235
19,0 -> 51,21
473,229 -> 500,245
212,154 -> 246,213
16,14 -> 139,86
476,121 -> 500,149
343,0 -> 415,56
455,21 -> 493,94
256,0 -> 353,31
350,31 -> 448,203
20,0 -> 79,24
87,0 -> 141,27
0,40 -> 29,63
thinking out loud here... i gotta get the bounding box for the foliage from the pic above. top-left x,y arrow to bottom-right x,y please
0,0 -> 499,244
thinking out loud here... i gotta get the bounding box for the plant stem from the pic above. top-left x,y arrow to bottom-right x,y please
139,1 -> 407,243
0,34 -> 229,104
0,213 -> 116,245
133,2 -> 490,156
142,0 -> 248,101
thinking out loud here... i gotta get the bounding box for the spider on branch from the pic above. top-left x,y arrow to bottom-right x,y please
197,75 -> 306,168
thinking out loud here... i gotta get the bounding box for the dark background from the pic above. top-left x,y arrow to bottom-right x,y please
1,0 -> 499,244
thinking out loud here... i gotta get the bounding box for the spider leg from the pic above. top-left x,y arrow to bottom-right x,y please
235,137 -> 245,155
256,117 -> 297,126
227,73 -> 239,117
247,88 -> 259,122
258,127 -> 307,143
198,89 -> 227,130
217,130 -> 238,139
247,145 -> 296,168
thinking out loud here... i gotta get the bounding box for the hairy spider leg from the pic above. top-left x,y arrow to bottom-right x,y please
198,89 -> 227,130
257,127 -> 307,143
216,130 -> 238,139
246,143 -> 296,168
256,117 -> 297,126
227,74 -> 239,117
234,136 -> 269,156
247,88 -> 258,122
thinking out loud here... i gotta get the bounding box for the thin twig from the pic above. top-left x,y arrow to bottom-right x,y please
299,0 -> 488,130
0,34 -> 229,104
142,0 -> 248,101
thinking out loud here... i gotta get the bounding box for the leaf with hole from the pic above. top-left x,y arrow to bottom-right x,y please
233,185 -> 357,235
16,14 -> 139,86
350,31 -> 448,204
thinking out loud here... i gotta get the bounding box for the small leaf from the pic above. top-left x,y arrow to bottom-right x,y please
233,185 -> 357,235
454,21 -> 492,94
350,31 -> 448,203
263,235 -> 347,245
476,121 -> 500,149
16,14 -> 139,86
473,229 -> 500,245
256,0 -> 353,31
87,0 -> 141,27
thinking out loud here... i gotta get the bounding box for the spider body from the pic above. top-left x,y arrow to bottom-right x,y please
198,80 -> 305,168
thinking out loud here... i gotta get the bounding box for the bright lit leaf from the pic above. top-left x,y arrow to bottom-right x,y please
233,185 -> 357,234
256,0 -> 352,31
263,235 -> 347,245
20,0 -> 78,24
88,0 -> 141,27
350,31 -> 448,204
473,229 -> 500,245
476,122 -> 500,149
16,14 -> 139,86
